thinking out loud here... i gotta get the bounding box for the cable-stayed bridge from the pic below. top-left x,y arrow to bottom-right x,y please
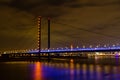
0,16 -> 120,60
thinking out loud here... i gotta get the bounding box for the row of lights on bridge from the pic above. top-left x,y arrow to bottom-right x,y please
1,44 -> 120,54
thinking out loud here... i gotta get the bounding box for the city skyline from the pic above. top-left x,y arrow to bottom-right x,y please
0,0 -> 120,51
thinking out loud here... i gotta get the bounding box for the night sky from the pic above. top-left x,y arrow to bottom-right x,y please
0,0 -> 120,51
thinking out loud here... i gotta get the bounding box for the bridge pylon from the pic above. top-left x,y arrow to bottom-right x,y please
48,17 -> 51,60
37,16 -> 41,55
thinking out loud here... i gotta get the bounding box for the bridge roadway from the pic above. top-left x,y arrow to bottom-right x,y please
1,47 -> 120,61
2,47 -> 120,54
29,47 -> 120,54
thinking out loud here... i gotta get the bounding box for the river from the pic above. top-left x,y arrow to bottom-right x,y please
0,57 -> 120,80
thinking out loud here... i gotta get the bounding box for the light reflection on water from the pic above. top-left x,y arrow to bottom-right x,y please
30,59 -> 120,80
34,62 -> 42,80
0,58 -> 120,80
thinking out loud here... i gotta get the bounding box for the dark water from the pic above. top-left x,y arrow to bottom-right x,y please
0,58 -> 120,80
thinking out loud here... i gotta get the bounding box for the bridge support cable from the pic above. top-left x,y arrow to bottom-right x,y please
53,21 -> 120,40
51,21 -> 120,47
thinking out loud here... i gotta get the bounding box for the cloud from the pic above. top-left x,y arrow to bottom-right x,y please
0,0 -> 120,51
0,0 -> 12,3
67,0 -> 120,8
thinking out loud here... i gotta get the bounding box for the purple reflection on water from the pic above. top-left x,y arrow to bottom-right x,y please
115,53 -> 119,58
0,58 -> 120,80
28,60 -> 120,80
